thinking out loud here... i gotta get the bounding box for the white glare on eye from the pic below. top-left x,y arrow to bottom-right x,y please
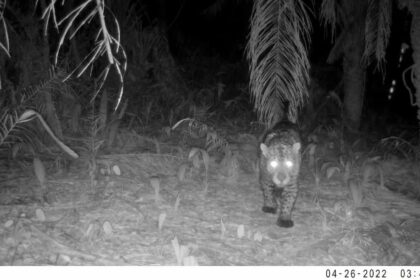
269,160 -> 278,168
392,80 -> 396,86
285,160 -> 293,168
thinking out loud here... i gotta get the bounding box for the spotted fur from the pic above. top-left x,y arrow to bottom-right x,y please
258,119 -> 301,228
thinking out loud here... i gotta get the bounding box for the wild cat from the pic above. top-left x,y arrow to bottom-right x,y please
258,103 -> 301,228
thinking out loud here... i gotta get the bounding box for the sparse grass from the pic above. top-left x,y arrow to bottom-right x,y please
304,121 -> 420,213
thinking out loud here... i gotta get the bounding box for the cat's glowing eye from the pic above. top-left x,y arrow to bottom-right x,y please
269,160 -> 279,168
284,160 -> 293,168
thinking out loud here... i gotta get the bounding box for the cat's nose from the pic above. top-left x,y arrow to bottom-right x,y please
274,172 -> 289,185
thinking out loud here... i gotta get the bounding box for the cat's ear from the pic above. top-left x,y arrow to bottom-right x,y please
260,143 -> 269,157
292,142 -> 301,153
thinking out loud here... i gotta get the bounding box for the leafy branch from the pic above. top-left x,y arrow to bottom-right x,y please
40,0 -> 127,110
0,109 -> 79,158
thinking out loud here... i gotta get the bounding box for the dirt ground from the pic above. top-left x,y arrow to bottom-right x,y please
0,135 -> 420,266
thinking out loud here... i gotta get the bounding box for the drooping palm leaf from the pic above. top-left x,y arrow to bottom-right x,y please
321,0 -> 391,69
363,0 -> 392,69
320,0 -> 339,38
0,109 -> 79,158
41,0 -> 127,110
247,0 -> 311,126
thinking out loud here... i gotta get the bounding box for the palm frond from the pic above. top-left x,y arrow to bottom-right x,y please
0,0 -> 10,58
0,110 -> 22,147
17,68 -> 73,109
42,0 -> 127,110
247,0 -> 311,126
0,109 -> 40,154
363,0 -> 392,69
0,68 -> 80,157
320,0 -> 338,38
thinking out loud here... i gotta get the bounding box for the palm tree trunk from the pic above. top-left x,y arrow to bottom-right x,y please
342,0 -> 368,135
342,39 -> 365,134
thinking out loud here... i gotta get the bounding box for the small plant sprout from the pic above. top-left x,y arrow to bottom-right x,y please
224,152 -> 240,184
253,231 -> 263,242
177,163 -> 188,182
171,237 -> 182,264
4,220 -> 14,228
307,143 -> 317,171
188,148 -> 209,170
378,165 -> 385,190
203,180 -> 209,195
35,209 -> 46,222
188,148 -> 210,192
152,138 -> 161,154
171,237 -> 196,265
174,193 -> 181,212
237,224 -> 245,238
103,221 -> 113,236
220,217 -> 226,238
348,179 -> 363,207
361,157 -> 381,188
33,157 -> 47,189
112,165 -> 121,176
150,177 -> 161,203
158,212 -> 166,231
315,171 -> 320,189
